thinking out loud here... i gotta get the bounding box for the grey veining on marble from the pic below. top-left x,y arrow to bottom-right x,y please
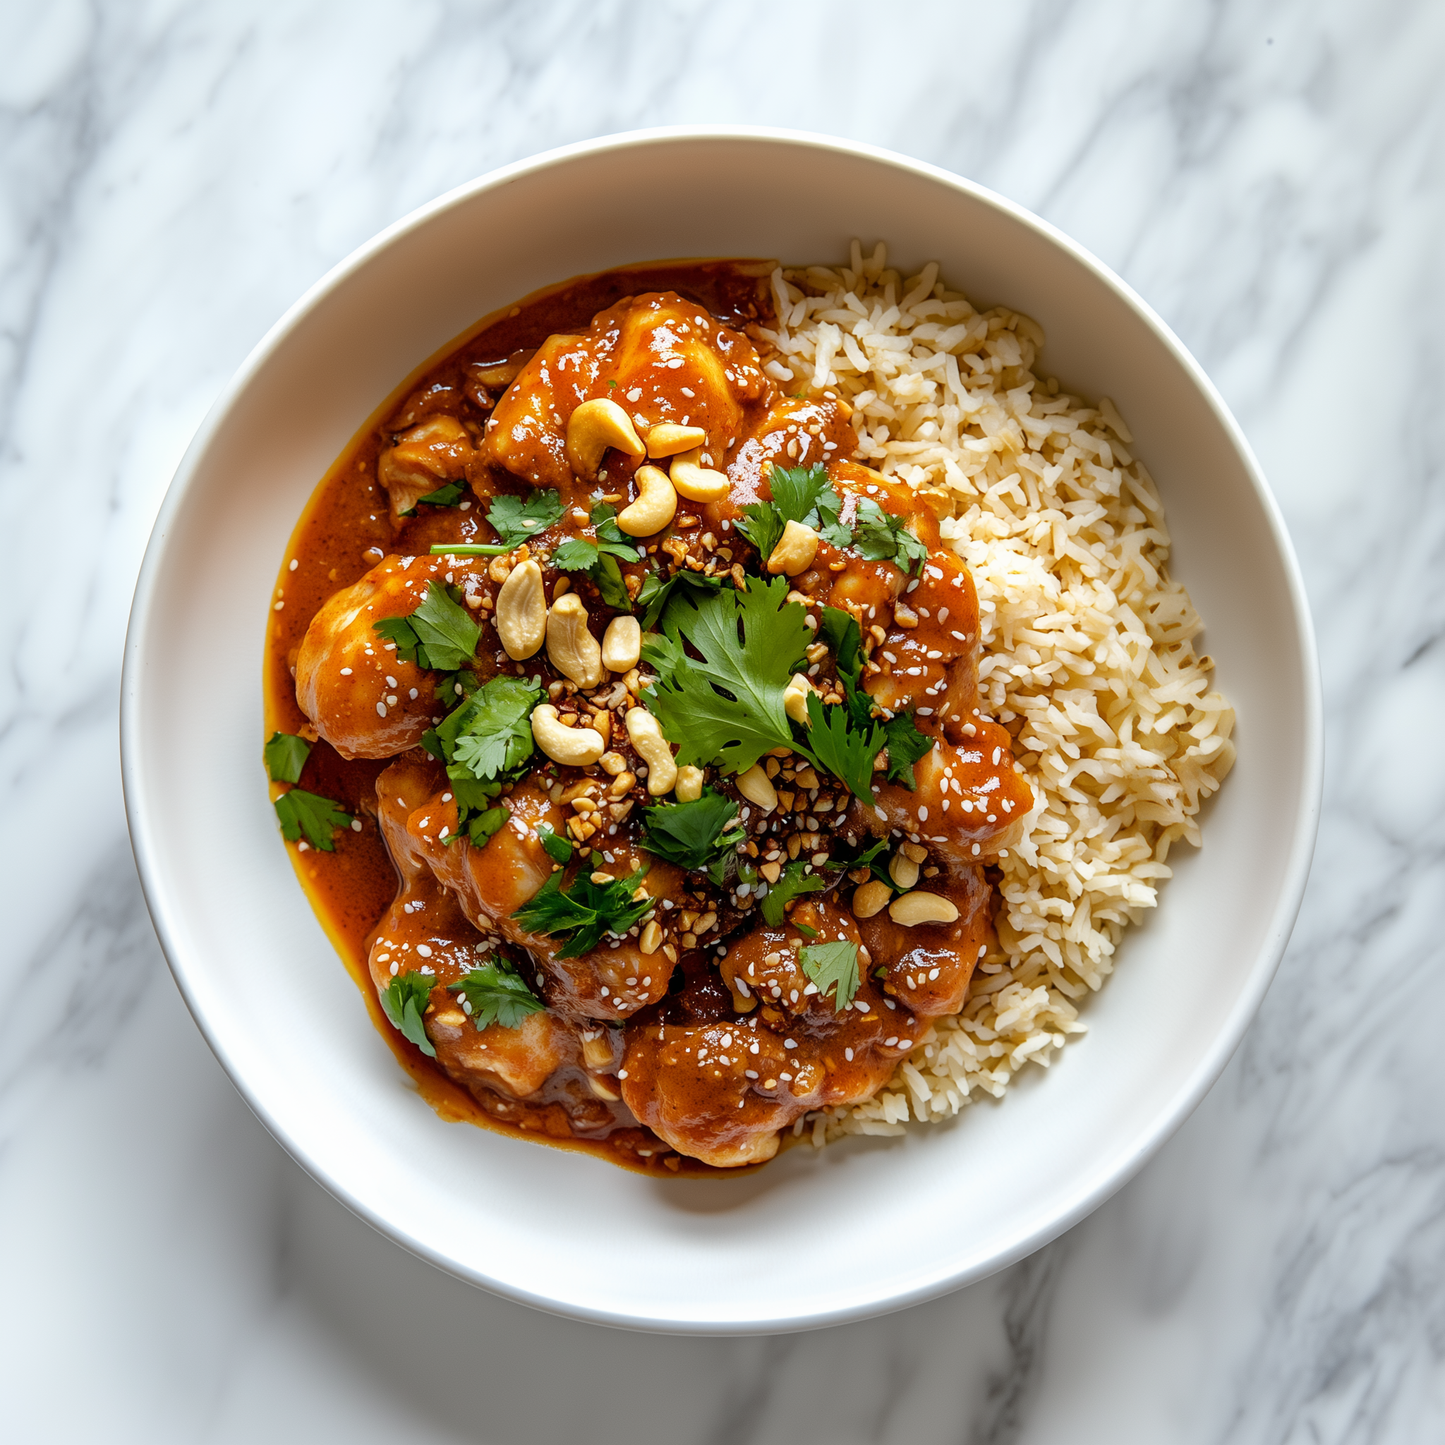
2,1 -> 1442,1440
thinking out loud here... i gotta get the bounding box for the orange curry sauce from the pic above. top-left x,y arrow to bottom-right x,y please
263,261 -> 1030,1175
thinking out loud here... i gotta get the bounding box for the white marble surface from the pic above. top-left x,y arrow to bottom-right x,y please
2,1 -> 1441,1439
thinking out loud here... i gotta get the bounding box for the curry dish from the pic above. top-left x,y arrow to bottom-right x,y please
264,261 -> 1033,1172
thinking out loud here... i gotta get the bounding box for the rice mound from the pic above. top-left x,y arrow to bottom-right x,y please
758,243 -> 1237,1145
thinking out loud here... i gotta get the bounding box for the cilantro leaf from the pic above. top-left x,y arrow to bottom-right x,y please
760,858 -> 828,926
274,788 -> 353,850
432,668 -> 482,710
804,691 -> 884,803
638,566 -> 727,630
641,575 -> 811,774
264,731 -> 311,785
737,465 -> 838,561
640,790 -> 744,878
448,956 -> 545,1030
512,867 -> 654,958
591,552 -> 633,611
486,489 -> 563,547
799,941 -> 861,1013
768,464 -> 831,523
552,510 -> 639,610
735,500 -> 785,561
413,481 -> 466,508
883,713 -> 936,789
372,581 -> 480,671
552,538 -> 602,570
433,675 -> 540,783
853,500 -> 928,574
809,484 -> 852,548
381,972 -> 437,1056
537,823 -> 574,863
590,502 -> 640,558
818,607 -> 864,693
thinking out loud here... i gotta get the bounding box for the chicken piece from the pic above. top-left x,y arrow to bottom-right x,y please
869,725 -> 1033,861
370,758 -> 571,1098
295,553 -> 494,759
622,899 -> 923,1167
378,415 -> 477,519
400,772 -> 682,1023
480,292 -> 768,498
712,395 -> 859,521
855,863 -> 993,1017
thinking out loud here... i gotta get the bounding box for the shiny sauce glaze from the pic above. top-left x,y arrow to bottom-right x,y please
264,261 -> 1031,1174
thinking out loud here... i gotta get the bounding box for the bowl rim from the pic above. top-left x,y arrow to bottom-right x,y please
121,124 -> 1323,1334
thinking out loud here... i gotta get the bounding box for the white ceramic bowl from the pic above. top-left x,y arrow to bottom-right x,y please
122,128 -> 1321,1334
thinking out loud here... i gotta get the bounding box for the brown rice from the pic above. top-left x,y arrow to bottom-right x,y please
759,243 -> 1236,1143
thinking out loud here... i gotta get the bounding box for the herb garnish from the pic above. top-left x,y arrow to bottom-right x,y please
372,581 -> 480,671
882,713 -> 936,788
642,575 -> 811,774
264,731 -> 311,785
536,823 -> 574,863
759,858 -> 828,926
803,691 -> 885,803
486,488 -> 564,547
551,505 -> 640,611
853,499 -> 928,574
420,675 -> 540,845
512,867 -> 654,958
818,607 -> 864,692
637,565 -> 728,630
274,788 -> 354,850
381,972 -> 437,1056
412,481 -> 466,509
799,941 -> 861,1013
736,464 -> 850,559
448,956 -> 545,1030
640,790 -> 745,881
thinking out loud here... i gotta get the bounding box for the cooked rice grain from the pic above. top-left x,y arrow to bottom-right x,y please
762,243 -> 1236,1142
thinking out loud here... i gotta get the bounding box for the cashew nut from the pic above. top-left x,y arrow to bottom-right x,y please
546,592 -> 604,689
735,764 -> 777,812
493,559 -> 547,660
674,764 -> 704,803
601,614 -> 642,672
783,672 -> 817,726
616,465 -> 677,537
852,880 -> 892,919
624,706 -> 678,796
888,851 -> 921,891
767,520 -> 820,577
888,891 -> 960,927
531,704 -> 606,767
565,398 -> 645,478
646,423 -> 707,459
669,446 -> 731,503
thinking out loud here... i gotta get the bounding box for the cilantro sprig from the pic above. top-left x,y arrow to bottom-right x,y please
274,789 -> 353,851
420,675 -> 540,845
552,504 -> 639,611
642,574 -> 811,775
381,972 -> 437,1056
264,731 -> 311,785
760,858 -> 828,926
799,941 -> 861,1013
536,822 -> 574,864
487,489 -> 563,547
853,499 -> 927,574
640,790 -> 744,881
373,581 -> 481,671
637,565 -> 727,630
882,713 -> 935,788
448,956 -> 545,1030
512,867 -> 654,958
736,464 -> 851,560
411,481 -> 466,510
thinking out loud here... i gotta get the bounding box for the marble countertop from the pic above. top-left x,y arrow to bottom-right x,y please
4,2 -> 1441,1440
